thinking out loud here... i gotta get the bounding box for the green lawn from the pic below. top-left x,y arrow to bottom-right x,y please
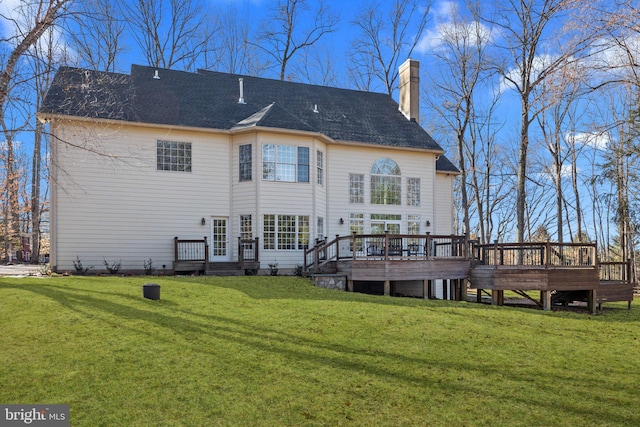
1,276 -> 638,426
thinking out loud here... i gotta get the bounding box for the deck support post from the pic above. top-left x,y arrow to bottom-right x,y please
491,290 -> 504,306
347,280 -> 353,292
588,289 -> 597,315
542,291 -> 551,311
459,279 -> 467,302
422,279 -> 428,299
476,288 -> 482,303
427,280 -> 433,299
384,280 -> 390,296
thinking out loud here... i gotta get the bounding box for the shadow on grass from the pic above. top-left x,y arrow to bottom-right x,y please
157,275 -> 639,321
2,280 -> 639,425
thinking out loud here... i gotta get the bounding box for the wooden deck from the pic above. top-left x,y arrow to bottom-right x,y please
304,235 -> 635,313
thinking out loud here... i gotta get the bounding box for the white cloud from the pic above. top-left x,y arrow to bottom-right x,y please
0,0 -> 29,38
583,35 -> 640,77
0,0 -> 68,63
416,0 -> 494,54
567,131 -> 610,150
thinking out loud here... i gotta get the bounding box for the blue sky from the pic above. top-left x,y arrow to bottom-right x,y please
1,0 -> 637,241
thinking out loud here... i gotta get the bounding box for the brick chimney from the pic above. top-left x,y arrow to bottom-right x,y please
398,59 -> 420,122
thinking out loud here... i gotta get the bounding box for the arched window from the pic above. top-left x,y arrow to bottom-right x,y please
370,158 -> 401,205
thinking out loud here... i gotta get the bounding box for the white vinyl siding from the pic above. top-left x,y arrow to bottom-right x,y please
435,173 -> 455,234
51,123 -> 230,271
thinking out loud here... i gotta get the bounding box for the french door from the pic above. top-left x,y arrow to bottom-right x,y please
210,217 -> 229,262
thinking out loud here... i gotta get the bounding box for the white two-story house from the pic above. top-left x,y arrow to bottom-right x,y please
39,59 -> 458,274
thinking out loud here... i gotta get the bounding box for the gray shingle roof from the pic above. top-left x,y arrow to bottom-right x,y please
41,64 -> 458,170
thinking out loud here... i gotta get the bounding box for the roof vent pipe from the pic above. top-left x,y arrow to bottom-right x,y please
238,78 -> 246,104
313,104 -> 319,113
153,70 -> 160,80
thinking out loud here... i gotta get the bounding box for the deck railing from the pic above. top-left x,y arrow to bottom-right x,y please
474,241 -> 597,267
174,236 -> 259,266
238,237 -> 260,266
304,233 -> 471,271
174,236 -> 209,262
599,260 -> 632,283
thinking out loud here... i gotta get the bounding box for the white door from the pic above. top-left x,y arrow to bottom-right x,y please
210,217 -> 229,262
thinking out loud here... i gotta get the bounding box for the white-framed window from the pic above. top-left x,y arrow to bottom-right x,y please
263,214 -> 310,250
156,140 -> 192,172
349,213 -> 364,251
408,214 -> 421,234
317,217 -> 324,241
370,158 -> 401,205
349,213 -> 364,235
370,213 -> 401,234
262,144 -> 309,182
240,215 -> 252,239
407,178 -> 420,206
317,150 -> 324,185
239,144 -> 252,182
349,173 -> 364,204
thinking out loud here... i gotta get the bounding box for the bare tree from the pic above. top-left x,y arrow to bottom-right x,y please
0,0 -> 72,261
65,0 -> 125,72
534,57 -> 588,242
27,23 -> 63,263
482,0 -> 589,243
425,4 -> 492,240
293,44 -> 341,86
348,0 -> 430,95
122,0 -> 218,71
209,6 -> 267,76
257,0 -> 338,81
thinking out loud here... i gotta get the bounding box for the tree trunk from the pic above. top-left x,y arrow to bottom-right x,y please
516,101 -> 529,243
30,120 -> 43,263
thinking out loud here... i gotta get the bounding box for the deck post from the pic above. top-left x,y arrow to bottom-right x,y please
427,280 -> 433,299
384,230 -> 389,259
491,290 -> 498,305
545,240 -> 551,267
476,289 -> 482,303
422,279 -> 428,299
352,233 -> 357,260
384,280 -> 390,296
174,236 -> 179,263
459,279 -> 467,301
347,280 -> 353,292
588,289 -> 597,315
204,237 -> 209,273
542,290 -> 551,311
254,237 -> 260,263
